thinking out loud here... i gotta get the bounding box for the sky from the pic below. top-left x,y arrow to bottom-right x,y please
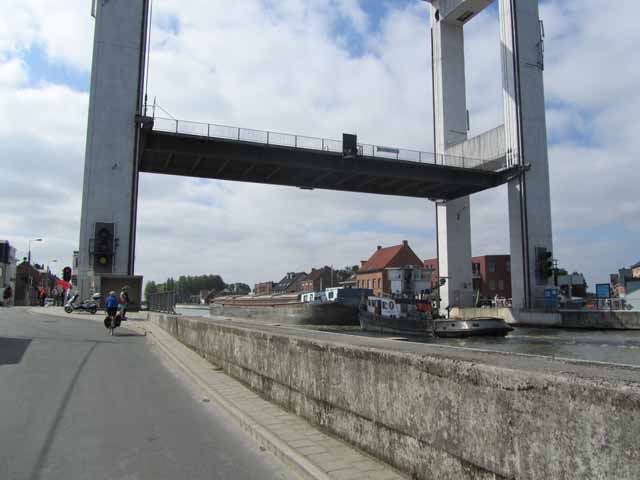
1,0 -> 638,289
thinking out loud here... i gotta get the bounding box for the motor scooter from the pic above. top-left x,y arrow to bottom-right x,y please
64,293 -> 101,314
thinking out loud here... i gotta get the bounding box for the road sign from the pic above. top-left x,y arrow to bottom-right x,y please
544,288 -> 559,310
596,284 -> 610,299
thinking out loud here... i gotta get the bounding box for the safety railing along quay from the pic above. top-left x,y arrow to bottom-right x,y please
151,117 -> 506,172
148,291 -> 177,314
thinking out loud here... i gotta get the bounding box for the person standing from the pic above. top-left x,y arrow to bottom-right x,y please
2,284 -> 12,307
39,287 -> 46,307
119,286 -> 130,320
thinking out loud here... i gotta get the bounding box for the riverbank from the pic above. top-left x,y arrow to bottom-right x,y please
150,312 -> 640,480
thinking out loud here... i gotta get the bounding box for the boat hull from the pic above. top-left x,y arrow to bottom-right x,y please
210,300 -> 359,325
434,317 -> 513,338
358,311 -> 434,337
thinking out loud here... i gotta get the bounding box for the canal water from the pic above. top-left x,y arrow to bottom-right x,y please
175,307 -> 640,367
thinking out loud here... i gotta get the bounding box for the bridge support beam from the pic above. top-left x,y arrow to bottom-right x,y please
429,0 -> 553,310
78,0 -> 149,297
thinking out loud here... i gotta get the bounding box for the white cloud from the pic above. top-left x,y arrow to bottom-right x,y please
0,0 -> 638,291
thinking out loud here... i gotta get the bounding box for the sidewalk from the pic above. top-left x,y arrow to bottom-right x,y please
30,307 -> 407,480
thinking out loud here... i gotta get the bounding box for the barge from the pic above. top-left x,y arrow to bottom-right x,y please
209,288 -> 372,326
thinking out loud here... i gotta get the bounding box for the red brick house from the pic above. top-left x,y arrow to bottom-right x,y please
301,267 -> 348,292
254,281 -> 275,296
424,255 -> 512,301
356,241 -> 424,297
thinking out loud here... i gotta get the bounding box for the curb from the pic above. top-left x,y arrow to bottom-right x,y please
138,322 -> 332,480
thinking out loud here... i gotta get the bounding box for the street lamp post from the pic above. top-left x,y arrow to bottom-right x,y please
48,259 -> 58,273
26,238 -> 42,306
28,238 -> 43,265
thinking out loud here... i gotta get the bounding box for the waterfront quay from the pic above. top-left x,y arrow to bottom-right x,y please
177,306 -> 640,367
153,311 -> 640,480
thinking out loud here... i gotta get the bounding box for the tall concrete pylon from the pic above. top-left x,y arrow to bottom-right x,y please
431,10 -> 475,310
500,0 -> 553,309
428,0 -> 553,310
78,0 -> 150,297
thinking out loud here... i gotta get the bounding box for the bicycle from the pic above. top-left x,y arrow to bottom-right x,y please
104,309 -> 122,335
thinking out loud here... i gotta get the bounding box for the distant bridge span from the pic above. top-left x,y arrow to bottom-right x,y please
139,118 -> 520,201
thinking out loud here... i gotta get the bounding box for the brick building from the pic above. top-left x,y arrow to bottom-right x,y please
273,272 -> 308,294
254,281 -> 275,296
300,267 -> 350,292
356,241 -> 424,297
424,255 -> 512,301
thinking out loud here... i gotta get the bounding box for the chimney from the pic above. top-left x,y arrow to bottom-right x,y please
377,245 -> 382,250
402,240 -> 408,246
360,260 -> 367,268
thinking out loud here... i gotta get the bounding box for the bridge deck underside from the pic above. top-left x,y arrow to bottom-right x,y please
139,130 -> 518,200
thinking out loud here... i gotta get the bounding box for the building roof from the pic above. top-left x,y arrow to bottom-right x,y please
274,272 -> 307,291
303,267 -> 332,282
359,242 -> 423,273
631,259 -> 640,269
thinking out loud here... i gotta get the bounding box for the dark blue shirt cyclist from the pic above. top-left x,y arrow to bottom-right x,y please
106,291 -> 118,317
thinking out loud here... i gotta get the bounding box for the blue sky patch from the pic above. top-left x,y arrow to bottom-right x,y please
20,45 -> 89,92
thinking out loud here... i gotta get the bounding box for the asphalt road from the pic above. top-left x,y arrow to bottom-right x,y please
0,307 -> 296,480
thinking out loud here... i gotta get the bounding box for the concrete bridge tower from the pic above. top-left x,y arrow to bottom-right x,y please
428,0 -> 553,310
78,0 -> 150,297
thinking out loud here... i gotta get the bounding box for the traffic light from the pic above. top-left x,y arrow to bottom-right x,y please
93,222 -> 114,271
63,267 -> 72,282
541,251 -> 554,279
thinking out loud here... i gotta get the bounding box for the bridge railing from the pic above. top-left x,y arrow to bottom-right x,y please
152,117 -> 504,171
148,291 -> 177,314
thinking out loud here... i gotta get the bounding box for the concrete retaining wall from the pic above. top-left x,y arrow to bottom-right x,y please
560,310 -> 640,330
452,307 -> 640,330
151,313 -> 640,480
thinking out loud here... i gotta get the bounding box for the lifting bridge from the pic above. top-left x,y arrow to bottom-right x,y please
139,118 -> 521,201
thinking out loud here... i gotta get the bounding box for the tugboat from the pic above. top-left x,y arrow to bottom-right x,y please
434,316 -> 513,338
358,265 -> 436,338
357,265 -> 514,338
359,296 -> 435,337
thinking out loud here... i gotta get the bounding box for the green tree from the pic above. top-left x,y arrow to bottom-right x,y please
144,281 -> 158,302
227,282 -> 251,295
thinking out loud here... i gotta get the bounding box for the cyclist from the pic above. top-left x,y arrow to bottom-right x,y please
105,291 -> 119,330
119,286 -> 130,320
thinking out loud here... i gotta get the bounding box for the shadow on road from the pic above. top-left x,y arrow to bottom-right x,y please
0,337 -> 32,365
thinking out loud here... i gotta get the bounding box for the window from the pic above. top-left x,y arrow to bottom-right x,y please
489,279 -> 496,290
506,260 -> 510,273
367,279 -> 371,289
498,280 -> 505,291
378,278 -> 381,289
472,263 -> 481,275
488,261 -> 496,273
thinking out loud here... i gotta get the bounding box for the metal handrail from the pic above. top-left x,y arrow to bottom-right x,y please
151,117 -> 506,172
148,291 -> 176,314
